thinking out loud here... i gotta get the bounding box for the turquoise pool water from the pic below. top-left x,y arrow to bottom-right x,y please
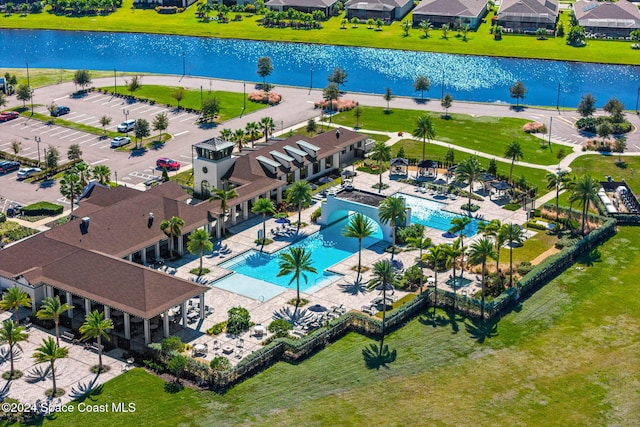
212,216 -> 383,300
398,193 -> 480,237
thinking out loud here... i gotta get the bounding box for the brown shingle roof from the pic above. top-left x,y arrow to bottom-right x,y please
574,0 -> 640,28
413,0 -> 487,18
498,0 -> 558,18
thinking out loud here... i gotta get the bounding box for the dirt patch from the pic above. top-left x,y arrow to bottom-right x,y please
531,247 -> 561,265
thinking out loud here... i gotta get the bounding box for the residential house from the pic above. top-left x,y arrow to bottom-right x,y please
573,0 -> 640,38
496,0 -> 559,33
345,0 -> 414,23
265,0 -> 339,17
412,0 -> 488,30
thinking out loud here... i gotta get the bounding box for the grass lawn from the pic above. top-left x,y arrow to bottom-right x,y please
2,4 -> 639,65
42,227 -> 640,426
2,68 -> 130,90
498,229 -> 559,268
334,107 -> 564,166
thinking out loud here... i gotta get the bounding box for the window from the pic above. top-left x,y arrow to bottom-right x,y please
313,161 -> 320,175
357,141 -> 362,148
287,172 -> 294,184
300,166 -> 307,180
349,145 -> 354,152
324,156 -> 333,169
201,180 -> 211,198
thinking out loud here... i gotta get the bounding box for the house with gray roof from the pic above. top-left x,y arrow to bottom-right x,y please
497,0 -> 559,33
266,0 -> 339,17
345,0 -> 414,22
573,0 -> 640,38
412,0 -> 488,29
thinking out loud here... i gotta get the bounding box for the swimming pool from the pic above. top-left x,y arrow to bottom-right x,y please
397,193 -> 480,237
212,216 -> 383,300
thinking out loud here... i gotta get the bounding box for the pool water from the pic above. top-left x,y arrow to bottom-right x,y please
213,216 -> 383,299
398,193 -> 480,237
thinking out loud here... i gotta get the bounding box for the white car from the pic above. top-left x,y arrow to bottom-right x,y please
17,167 -> 42,179
111,136 -> 131,148
117,119 -> 136,132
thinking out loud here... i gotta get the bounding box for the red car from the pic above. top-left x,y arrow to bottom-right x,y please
156,157 -> 180,171
0,111 -> 19,122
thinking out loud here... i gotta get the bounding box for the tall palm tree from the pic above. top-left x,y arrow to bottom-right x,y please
260,116 -> 275,142
468,237 -> 497,318
546,170 -> 570,222
59,169 -> 83,217
220,128 -> 233,142
251,197 -> 275,248
443,238 -> 463,310
245,121 -> 260,148
36,296 -> 74,346
277,247 -> 317,306
570,174 -> 600,235
565,174 -> 578,224
343,213 -> 376,284
187,228 -> 213,275
448,216 -> 472,275
412,114 -> 436,162
0,320 -> 28,377
424,244 -> 447,323
160,216 -> 185,259
479,219 -> 502,271
79,310 -> 113,372
0,287 -> 32,324
378,196 -> 406,260
498,223 -> 525,288
367,260 -> 399,350
211,187 -> 238,236
285,180 -> 312,234
504,141 -> 524,184
369,140 -> 391,193
32,337 -> 68,396
233,128 -> 246,152
92,164 -> 111,185
73,162 -> 92,187
455,157 -> 483,210
406,233 -> 432,293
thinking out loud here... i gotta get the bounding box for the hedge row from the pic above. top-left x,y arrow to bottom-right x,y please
20,202 -> 63,216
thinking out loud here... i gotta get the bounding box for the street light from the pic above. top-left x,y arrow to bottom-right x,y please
636,86 -> 640,114
35,136 -> 41,163
122,109 -> 130,136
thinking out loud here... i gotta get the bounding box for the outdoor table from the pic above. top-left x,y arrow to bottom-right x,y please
111,310 -> 124,317
253,325 -> 265,336
222,345 -> 234,354
131,317 -> 143,323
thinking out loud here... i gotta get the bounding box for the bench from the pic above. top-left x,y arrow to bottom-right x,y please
89,343 -> 104,353
61,331 -> 75,342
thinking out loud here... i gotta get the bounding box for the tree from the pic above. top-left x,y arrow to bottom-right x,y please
260,116 -> 275,142
160,216 -> 185,259
67,143 -> 83,161
152,112 -> 169,141
413,114 -> 436,162
354,102 -> 362,128
79,310 -> 113,372
441,23 -> 450,39
448,215 -> 472,275
498,223 -> 524,288
407,234 -> 431,293
74,162 -> 91,187
99,115 -> 112,135
455,157 -> 484,209
256,56 -> 273,85
567,25 -> 586,46
220,128 -> 233,142
245,121 -> 260,147
0,320 -> 28,378
93,164 -> 111,185
570,174 -> 600,235
74,69 -> 92,91
187,228 -> 213,275
306,118 -> 317,134
367,260 -> 398,349
233,129 -> 246,153
16,84 -> 31,108
603,98 -> 625,123
127,75 -> 140,95
167,354 -> 188,384
32,337 -> 68,396
36,296 -> 73,346
461,24 -> 470,41
596,122 -> 612,144
468,237 -> 496,318
133,118 -> 150,149
343,213 -> 376,283
10,140 -> 22,155
401,19 -> 411,37
443,238 -> 463,309
479,219 -> 503,271
0,287 -> 32,324
45,145 -> 60,175
504,141 -> 524,184
285,180 -> 312,233
441,93 -> 453,117
323,83 -> 340,117
59,170 -> 82,217
369,140 -> 391,192
424,245 -> 446,322
375,18 -> 383,31
211,188 -> 238,236
171,87 -> 185,109
487,158 -> 498,176
546,170 -> 569,222
614,137 -> 627,162
327,67 -> 348,89
509,80 -> 527,107
201,97 -> 221,121
0,92 -> 6,109
413,75 -> 430,100
252,197 -> 275,248
277,247 -> 317,306
383,87 -> 394,111
378,196 -> 406,260
577,93 -> 596,117
445,147 -> 455,167
419,19 -> 433,38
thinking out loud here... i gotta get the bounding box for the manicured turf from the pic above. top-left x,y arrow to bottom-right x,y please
42,226 -> 640,425
334,106 -> 564,166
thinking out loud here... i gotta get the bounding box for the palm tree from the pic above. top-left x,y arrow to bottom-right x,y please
74,161 -> 91,186
251,198 -> 276,248
0,287 -> 32,324
277,247 -> 317,306
92,164 -> 111,185
36,296 -> 74,346
160,216 -> 185,259
498,223 -> 525,288
220,128 -> 233,142
443,238 -> 463,310
546,170 -> 569,222
455,157 -> 483,210
233,128 -> 246,152
378,196 -> 406,260
59,169 -> 83,217
406,233 -> 431,293
367,260 -> 399,350
245,121 -> 260,148
0,320 -> 28,378
570,174 -> 600,235
448,216 -> 471,249
343,213 -> 376,284
33,337 -> 68,396
285,180 -> 312,234
369,140 -> 391,192
187,228 -> 213,275
211,188 -> 238,236
479,219 -> 502,271
468,237 -> 497,318
504,141 -> 524,185
565,174 -> 578,224
424,245 -> 447,323
79,310 -> 113,372
412,114 -> 436,162
260,116 -> 275,142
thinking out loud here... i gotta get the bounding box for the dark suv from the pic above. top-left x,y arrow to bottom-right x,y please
52,106 -> 70,117
0,161 -> 20,173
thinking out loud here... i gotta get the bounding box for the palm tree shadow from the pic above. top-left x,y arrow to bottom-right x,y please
578,248 -> 602,267
69,374 -> 104,401
338,278 -> 369,296
362,342 -> 397,370
24,365 -> 52,384
0,382 -> 10,401
464,318 -> 499,343
272,306 -> 314,326
418,310 -> 457,331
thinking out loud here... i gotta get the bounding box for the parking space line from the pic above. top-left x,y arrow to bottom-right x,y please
75,116 -> 96,124
90,139 -> 108,147
50,129 -> 74,137
11,120 -> 27,127
54,96 -> 68,101
84,95 -> 102,101
39,127 -> 57,134
180,116 -> 195,123
171,113 -> 189,121
29,125 -> 50,132
90,159 -> 108,165
60,131 -> 81,140
69,133 -> 91,141
174,130 -> 189,136
78,136 -> 97,145
102,99 -> 122,106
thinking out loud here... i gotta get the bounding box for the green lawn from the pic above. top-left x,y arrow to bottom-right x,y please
42,226 -> 640,426
335,107 -> 564,166
2,3 -> 639,65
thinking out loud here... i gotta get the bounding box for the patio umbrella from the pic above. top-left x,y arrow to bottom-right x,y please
375,283 -> 395,291
309,183 -> 318,190
318,176 -> 333,184
371,296 -> 395,306
308,304 -> 328,313
275,217 -> 290,224
433,178 -> 447,186
341,170 -> 356,178
442,231 -> 457,239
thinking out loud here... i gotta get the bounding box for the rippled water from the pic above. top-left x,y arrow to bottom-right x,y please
2,29 -> 639,106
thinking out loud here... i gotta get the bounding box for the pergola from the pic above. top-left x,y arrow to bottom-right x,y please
418,160 -> 439,179
490,180 -> 512,199
390,157 -> 409,176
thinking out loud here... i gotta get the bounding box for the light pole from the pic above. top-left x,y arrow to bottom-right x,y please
182,52 -> 186,76
548,116 -> 553,151
122,109 -> 130,136
114,68 -> 117,94
26,62 -> 33,116
35,136 -> 41,163
200,85 -> 203,111
636,86 -> 639,114
556,83 -> 561,111
309,64 -> 313,94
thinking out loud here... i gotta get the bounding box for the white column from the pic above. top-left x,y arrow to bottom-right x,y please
155,242 -> 160,258
104,306 -> 111,320
177,235 -> 184,255
215,220 -> 222,239
127,254 -> 133,262
141,249 -> 147,264
45,285 -> 52,299
143,320 -> 151,345
66,292 -> 74,318
199,293 -> 205,319
231,206 -> 237,225
181,302 -> 188,327
124,313 -> 131,339
276,187 -> 283,203
163,311 -> 170,338
242,200 -> 249,220
84,299 -> 91,314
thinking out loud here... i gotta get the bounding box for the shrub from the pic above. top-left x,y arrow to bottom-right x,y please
0,212 -> 5,223
268,319 -> 293,338
523,121 -> 547,133
397,223 -> 425,245
555,236 -> 580,249
161,336 -> 184,353
314,98 -> 357,112
206,321 -> 227,336
461,203 -> 480,212
20,201 -> 63,216
226,307 -> 251,335
210,356 -> 231,372
516,261 -> 534,276
248,90 -> 282,105
310,207 -> 322,222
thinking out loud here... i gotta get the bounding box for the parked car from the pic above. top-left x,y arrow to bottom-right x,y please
156,158 -> 181,171
17,167 -> 42,179
0,111 -> 19,122
0,161 -> 20,173
117,119 -> 136,132
51,106 -> 70,117
110,136 -> 131,148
